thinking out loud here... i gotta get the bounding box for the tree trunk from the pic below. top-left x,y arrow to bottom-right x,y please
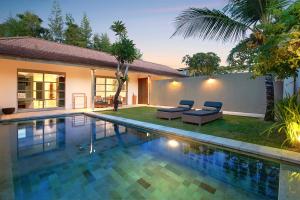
264,74 -> 275,121
113,80 -> 124,111
293,74 -> 297,95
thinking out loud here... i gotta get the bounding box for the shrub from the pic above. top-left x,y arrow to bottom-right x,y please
267,95 -> 300,147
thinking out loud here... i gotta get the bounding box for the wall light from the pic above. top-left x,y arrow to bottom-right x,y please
206,78 -> 216,84
168,139 -> 179,148
169,79 -> 182,88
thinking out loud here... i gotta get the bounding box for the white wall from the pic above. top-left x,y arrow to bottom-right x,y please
283,70 -> 300,96
151,73 -> 267,114
0,58 -> 141,112
127,74 -> 139,105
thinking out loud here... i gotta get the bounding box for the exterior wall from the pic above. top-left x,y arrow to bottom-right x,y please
0,58 -> 142,112
151,73 -> 267,114
283,70 -> 300,96
127,74 -> 139,105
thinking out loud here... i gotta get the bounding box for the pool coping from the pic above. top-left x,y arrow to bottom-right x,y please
85,112 -> 300,166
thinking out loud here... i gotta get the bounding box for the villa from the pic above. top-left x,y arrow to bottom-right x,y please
0,37 -> 183,113
0,25 -> 300,200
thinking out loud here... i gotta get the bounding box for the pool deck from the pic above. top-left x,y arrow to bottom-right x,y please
0,104 -> 264,122
86,112 -> 300,166
0,105 -> 144,122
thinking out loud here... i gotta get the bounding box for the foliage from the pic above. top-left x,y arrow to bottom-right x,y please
172,8 -> 248,42
64,14 -> 83,47
0,8 -> 121,54
110,21 -> 141,64
0,11 -> 48,38
172,0 -> 289,42
111,38 -> 138,64
48,0 -> 64,42
110,21 -> 140,111
93,33 -> 111,53
253,29 -> 300,79
225,1 -> 300,81
110,20 -> 127,37
251,1 -> 300,81
182,52 -> 220,76
227,38 -> 257,72
135,48 -> 143,59
266,95 -> 300,147
80,13 -> 92,48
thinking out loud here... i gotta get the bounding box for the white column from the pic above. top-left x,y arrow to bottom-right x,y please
148,75 -> 151,105
91,69 -> 96,111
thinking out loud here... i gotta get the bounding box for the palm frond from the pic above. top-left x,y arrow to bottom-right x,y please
224,0 -> 291,25
172,8 -> 249,42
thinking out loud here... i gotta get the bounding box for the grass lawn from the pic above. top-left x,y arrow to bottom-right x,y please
100,106 -> 296,151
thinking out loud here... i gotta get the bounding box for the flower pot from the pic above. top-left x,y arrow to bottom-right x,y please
2,107 -> 15,115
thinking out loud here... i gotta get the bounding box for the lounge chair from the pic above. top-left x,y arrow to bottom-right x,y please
156,100 -> 194,120
182,101 -> 223,126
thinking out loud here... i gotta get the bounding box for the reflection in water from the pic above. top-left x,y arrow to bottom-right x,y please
17,118 -> 66,158
168,139 -> 179,148
70,116 -> 159,155
143,139 -> 280,200
288,168 -> 300,193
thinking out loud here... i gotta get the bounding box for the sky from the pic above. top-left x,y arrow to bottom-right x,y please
0,0 -> 238,69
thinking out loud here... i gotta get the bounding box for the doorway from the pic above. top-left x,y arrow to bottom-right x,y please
138,78 -> 148,104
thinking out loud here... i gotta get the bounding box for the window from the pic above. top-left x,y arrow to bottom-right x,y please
95,77 -> 127,105
17,71 -> 65,109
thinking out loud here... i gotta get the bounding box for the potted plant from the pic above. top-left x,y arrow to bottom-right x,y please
2,107 -> 15,115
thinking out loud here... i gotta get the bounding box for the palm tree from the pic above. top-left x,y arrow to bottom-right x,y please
172,0 -> 290,121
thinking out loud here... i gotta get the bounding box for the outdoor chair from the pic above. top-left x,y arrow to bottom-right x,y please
156,100 -> 194,120
182,101 -> 223,126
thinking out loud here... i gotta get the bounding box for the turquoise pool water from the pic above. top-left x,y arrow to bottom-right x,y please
0,114 -> 299,200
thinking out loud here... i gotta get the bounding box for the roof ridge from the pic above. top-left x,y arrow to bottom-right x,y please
0,36 -> 32,40
140,59 -> 177,69
0,37 -> 175,69
22,37 -> 116,57
0,36 -> 115,59
0,36 -> 183,76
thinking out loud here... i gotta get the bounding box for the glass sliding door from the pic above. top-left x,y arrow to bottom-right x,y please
95,77 -> 127,107
17,70 -> 65,110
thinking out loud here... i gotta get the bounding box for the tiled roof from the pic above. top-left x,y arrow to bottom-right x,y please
0,37 -> 184,77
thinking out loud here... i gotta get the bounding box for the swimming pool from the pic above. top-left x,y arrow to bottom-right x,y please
0,114 -> 299,199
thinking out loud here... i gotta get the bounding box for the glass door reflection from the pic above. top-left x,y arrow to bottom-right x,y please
17,118 -> 66,158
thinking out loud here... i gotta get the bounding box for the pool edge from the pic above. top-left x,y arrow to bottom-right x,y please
85,112 -> 300,166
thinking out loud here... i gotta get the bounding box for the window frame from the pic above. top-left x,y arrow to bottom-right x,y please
95,76 -> 128,105
17,69 -> 66,111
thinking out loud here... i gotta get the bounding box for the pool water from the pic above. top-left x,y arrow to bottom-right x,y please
0,114 -> 299,200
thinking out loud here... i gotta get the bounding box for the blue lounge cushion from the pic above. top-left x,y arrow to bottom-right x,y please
157,107 -> 190,113
179,100 -> 194,109
183,110 -> 219,116
203,101 -> 223,111
157,100 -> 194,112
